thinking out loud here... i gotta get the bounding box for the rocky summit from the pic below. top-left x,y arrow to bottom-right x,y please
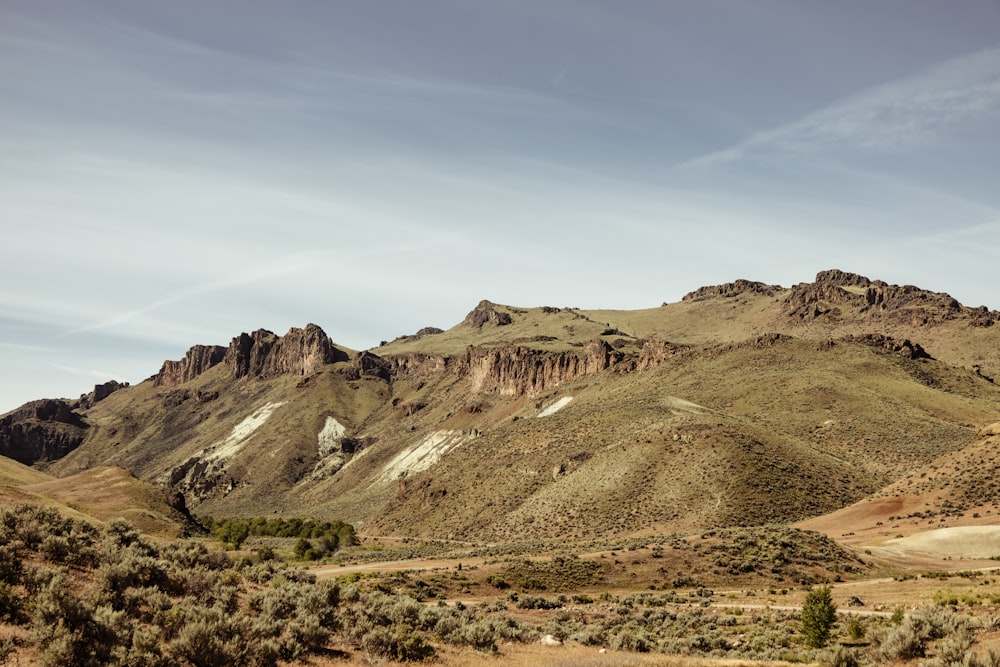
2,270 -> 999,542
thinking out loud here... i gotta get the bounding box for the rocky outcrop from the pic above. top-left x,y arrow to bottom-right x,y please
463,339 -> 623,395
382,326 -> 445,347
91,380 -> 127,404
784,270 -> 964,325
154,345 -> 227,387
970,306 -> 998,328
620,339 -> 688,371
78,380 -> 130,408
682,279 -> 783,302
383,353 -> 448,379
463,300 -> 513,328
167,490 -> 208,536
0,399 -> 88,465
225,324 -> 349,380
847,334 -> 932,360
341,351 -> 448,382
342,351 -> 394,381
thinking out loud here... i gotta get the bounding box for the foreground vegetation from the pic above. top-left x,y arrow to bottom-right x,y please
4,503 -> 1000,665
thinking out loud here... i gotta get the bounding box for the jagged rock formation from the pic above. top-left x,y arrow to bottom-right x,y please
463,339 -> 623,395
78,380 -> 129,409
225,324 -> 349,379
784,270 -> 965,325
155,325 -> 348,387
682,279 -> 783,302
154,345 -> 227,387
0,399 -> 88,464
463,300 -> 513,328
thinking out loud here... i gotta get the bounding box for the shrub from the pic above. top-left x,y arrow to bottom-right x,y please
932,628 -> 976,665
0,581 -> 22,623
610,626 -> 653,652
454,618 -> 499,653
822,645 -> 861,667
515,595 -> 561,610
361,625 -> 436,661
39,534 -> 72,563
844,614 -> 866,642
0,543 -> 23,584
170,618 -> 239,667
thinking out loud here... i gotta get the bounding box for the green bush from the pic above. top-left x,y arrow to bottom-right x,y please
801,586 -> 837,648
844,614 -> 866,642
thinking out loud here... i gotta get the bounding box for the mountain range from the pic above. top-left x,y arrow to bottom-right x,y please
2,269 -> 998,542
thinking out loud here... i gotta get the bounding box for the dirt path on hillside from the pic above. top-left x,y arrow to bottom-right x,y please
312,557 -> 480,578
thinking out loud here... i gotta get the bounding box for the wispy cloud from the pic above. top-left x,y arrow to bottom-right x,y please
678,46 -> 1000,169
62,251 -> 325,338
51,363 -> 121,380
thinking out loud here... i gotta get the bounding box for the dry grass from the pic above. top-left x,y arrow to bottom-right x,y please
0,457 -> 52,486
20,466 -> 186,537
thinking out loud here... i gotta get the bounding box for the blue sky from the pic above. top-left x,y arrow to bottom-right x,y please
2,1 -> 999,412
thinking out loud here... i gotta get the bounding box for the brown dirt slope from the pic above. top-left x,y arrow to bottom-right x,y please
800,422 -> 1000,548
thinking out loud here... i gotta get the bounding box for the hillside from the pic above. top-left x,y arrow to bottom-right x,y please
800,421 -> 1000,545
0,455 -> 192,536
2,269 -> 998,541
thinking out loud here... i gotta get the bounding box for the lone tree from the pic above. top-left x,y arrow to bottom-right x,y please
801,585 -> 837,648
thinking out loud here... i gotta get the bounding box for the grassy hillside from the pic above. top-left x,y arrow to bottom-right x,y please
22,466 -> 190,537
359,334 -> 1000,541
0,455 -> 52,487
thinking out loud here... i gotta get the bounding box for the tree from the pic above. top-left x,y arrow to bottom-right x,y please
294,537 -> 312,559
801,585 -> 837,648
216,519 -> 250,550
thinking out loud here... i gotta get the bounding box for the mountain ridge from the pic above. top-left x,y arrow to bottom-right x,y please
2,269 -> 998,542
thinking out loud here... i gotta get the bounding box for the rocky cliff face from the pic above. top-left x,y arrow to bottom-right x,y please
154,345 -> 227,387
462,339 -> 624,395
784,270 -> 967,325
154,324 -> 349,387
0,399 -> 88,465
224,324 -> 349,380
383,353 -> 449,379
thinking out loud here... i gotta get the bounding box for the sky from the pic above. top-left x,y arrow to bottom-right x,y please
2,0 -> 1000,413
